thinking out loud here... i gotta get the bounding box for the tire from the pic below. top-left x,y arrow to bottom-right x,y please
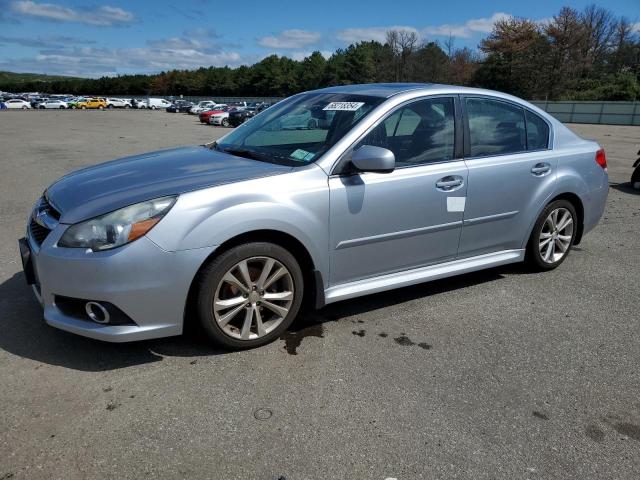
124,104 -> 130,109
107,104 -> 114,109
151,105 -> 157,110
22,106 -> 28,110
98,106 -> 104,110
221,118 -> 230,127
59,106 -> 65,109
526,199 -> 578,271
196,242 -> 304,349
81,106 -> 87,109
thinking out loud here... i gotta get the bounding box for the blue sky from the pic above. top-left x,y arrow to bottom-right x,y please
0,0 -> 638,77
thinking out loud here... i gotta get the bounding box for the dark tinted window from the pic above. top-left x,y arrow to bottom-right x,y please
466,98 -> 526,157
525,110 -> 550,150
356,97 -> 455,167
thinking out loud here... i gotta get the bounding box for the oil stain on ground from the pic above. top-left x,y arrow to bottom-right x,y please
585,424 -> 605,442
280,323 -> 324,355
393,335 -> 431,350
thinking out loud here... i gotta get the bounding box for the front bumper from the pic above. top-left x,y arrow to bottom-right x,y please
22,223 -> 216,342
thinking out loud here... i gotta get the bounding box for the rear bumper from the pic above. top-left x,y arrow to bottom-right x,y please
582,172 -> 609,236
25,225 -> 216,342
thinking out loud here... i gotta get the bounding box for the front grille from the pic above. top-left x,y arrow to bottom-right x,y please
28,195 -> 60,246
29,218 -> 51,246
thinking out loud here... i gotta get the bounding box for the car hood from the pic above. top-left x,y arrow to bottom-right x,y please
46,145 -> 292,224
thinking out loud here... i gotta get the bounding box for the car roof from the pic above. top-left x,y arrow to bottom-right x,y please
312,83 -> 438,97
310,82 -> 529,100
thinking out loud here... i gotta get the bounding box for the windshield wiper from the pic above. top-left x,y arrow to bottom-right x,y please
221,147 -> 272,162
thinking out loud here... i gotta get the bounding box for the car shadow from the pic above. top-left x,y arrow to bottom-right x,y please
610,182 -> 640,195
0,263 -> 522,371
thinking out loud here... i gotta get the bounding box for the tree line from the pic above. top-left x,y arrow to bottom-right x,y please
1,4 -> 638,101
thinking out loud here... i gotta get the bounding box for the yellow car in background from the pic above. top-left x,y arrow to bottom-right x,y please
77,98 -> 107,109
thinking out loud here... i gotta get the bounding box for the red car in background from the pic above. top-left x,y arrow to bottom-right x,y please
199,105 -> 229,124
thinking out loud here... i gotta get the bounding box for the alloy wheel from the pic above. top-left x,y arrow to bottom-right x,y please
213,256 -> 294,340
538,207 -> 574,263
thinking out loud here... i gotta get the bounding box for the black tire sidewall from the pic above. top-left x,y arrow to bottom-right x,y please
196,242 -> 304,349
527,200 -> 577,270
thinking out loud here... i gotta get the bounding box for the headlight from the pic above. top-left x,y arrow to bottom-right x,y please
58,196 -> 176,251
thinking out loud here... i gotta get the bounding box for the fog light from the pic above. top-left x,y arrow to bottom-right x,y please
85,301 -> 110,324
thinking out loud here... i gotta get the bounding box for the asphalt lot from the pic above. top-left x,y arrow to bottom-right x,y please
0,109 -> 639,480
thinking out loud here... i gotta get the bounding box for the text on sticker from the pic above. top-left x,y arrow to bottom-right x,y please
323,102 -> 365,111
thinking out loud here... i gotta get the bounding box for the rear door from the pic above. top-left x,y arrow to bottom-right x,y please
458,96 -> 556,258
328,96 -> 468,285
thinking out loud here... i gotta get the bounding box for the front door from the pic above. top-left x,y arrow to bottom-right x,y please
329,96 -> 468,286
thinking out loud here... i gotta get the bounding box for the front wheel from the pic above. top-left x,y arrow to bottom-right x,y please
221,118 -> 230,127
196,242 -> 304,349
526,200 -> 577,270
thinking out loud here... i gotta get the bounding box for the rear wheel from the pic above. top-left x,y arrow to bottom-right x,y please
59,105 -> 65,109
526,200 -> 577,270
196,242 -> 304,349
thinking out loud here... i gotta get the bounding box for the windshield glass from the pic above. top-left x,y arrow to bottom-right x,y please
214,93 -> 384,166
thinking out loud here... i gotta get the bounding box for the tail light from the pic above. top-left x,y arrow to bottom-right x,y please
595,148 -> 607,170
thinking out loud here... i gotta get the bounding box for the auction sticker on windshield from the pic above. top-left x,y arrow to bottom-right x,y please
323,102 -> 365,111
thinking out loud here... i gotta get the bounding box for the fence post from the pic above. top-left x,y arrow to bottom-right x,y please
598,102 -> 605,124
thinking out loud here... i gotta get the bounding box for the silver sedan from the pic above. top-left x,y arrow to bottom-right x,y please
20,83 -> 608,349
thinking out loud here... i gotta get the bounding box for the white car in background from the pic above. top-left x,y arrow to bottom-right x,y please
190,101 -> 219,114
106,98 -> 132,109
39,99 -> 69,109
208,109 -> 232,127
4,99 -> 31,109
137,98 -> 172,110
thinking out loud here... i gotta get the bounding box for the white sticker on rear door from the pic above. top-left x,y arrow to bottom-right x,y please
323,102 -> 365,111
447,197 -> 466,212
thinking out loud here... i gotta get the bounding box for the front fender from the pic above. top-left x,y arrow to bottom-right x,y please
147,166 -> 330,277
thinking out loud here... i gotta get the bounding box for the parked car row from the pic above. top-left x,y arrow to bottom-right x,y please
1,92 -> 274,125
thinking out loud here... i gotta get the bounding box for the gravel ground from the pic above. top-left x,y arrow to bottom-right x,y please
0,109 -> 639,480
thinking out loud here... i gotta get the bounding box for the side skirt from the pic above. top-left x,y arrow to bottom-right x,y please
323,249 -> 525,305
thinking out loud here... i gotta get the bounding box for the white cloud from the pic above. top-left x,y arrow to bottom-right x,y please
10,1 -> 134,26
631,22 -> 640,33
336,13 -> 513,45
286,50 -> 333,61
422,12 -> 511,38
258,29 -> 322,49
336,26 -> 419,44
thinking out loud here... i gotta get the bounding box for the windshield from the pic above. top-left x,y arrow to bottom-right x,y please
214,93 -> 384,166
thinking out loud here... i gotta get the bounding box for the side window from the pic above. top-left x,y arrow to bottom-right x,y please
525,110 -> 550,150
356,97 -> 456,167
466,98 -> 526,157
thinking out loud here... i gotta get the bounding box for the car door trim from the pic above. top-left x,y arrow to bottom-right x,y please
463,210 -> 519,226
335,220 -> 463,250
324,249 -> 525,303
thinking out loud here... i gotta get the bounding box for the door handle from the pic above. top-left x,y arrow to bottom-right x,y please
436,176 -> 464,191
531,163 -> 551,176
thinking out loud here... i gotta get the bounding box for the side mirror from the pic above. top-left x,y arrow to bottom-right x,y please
351,145 -> 395,173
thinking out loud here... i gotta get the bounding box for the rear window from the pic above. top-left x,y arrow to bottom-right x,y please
466,98 -> 526,157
